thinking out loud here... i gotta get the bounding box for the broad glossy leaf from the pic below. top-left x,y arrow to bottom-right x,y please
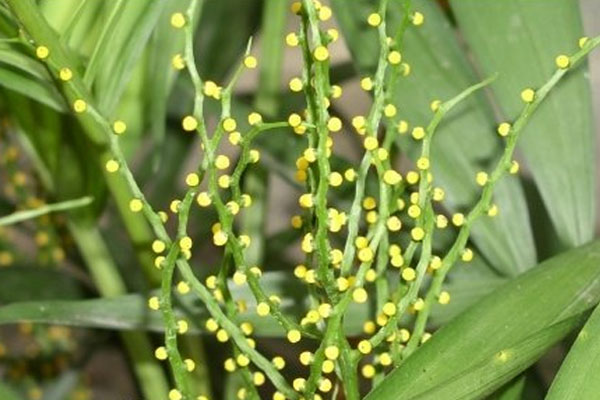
331,0 -> 536,276
546,303 -> 600,399
449,0 -> 594,248
365,240 -> 600,400
0,272 -> 368,337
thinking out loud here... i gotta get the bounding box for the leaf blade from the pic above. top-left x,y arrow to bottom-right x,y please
546,303 -> 600,400
331,0 -> 537,276
365,240 -> 600,400
449,0 -> 595,248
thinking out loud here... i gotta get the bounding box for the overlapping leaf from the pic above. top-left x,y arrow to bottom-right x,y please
450,0 -> 595,249
332,0 -> 536,276
365,240 -> 600,400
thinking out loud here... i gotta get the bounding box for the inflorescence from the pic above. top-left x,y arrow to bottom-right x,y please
22,0 -> 600,399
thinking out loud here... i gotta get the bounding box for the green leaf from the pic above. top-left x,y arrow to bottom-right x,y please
93,0 -> 167,115
331,0 -> 536,276
82,0 -> 126,86
253,0 -> 287,115
144,0 -> 193,169
449,0 -> 594,248
365,240 -> 600,400
546,303 -> 600,399
0,67 -> 66,111
0,268 -> 84,302
0,42 -> 54,81
195,0 -> 262,79
489,375 -> 526,400
0,272 -> 368,337
0,196 -> 92,226
429,258 -> 507,326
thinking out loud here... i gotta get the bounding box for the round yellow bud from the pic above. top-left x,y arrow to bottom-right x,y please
367,13 -> 382,27
256,302 -> 270,316
171,54 -> 185,70
286,32 -> 299,47
155,346 -> 168,360
521,88 -> 535,103
497,122 -> 511,137
452,213 -> 465,226
222,117 -> 237,132
329,172 -> 343,187
288,113 -> 302,127
170,12 -> 186,28
177,281 -> 190,294
73,99 -> 87,113
352,287 -> 368,303
324,345 -> 340,360
129,198 -> 143,213
105,159 -> 119,173
416,157 -> 430,170
358,340 -> 372,354
287,329 -> 301,343
59,67 -> 72,81
360,77 -> 374,91
244,55 -> 257,69
182,115 -> 198,131
411,227 -> 425,241
215,155 -> 230,170
383,302 -> 397,316
289,77 -> 303,92
248,112 -> 262,125
314,46 -> 329,61
555,54 -> 570,69
412,126 -> 425,140
179,236 -> 193,251
213,230 -> 228,246
185,173 -> 200,187
196,192 -> 211,207
364,136 -> 379,151
476,171 -> 488,186
402,267 -> 416,281
148,296 -> 160,310
35,46 -> 49,59
412,11 -> 424,26
438,291 -> 451,305
152,240 -> 166,254
383,169 -> 402,185
388,50 -> 402,65
169,390 -> 182,400
327,117 -> 342,132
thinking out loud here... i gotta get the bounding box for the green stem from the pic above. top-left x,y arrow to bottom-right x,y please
5,0 -> 161,285
0,196 -> 92,226
68,221 -> 169,400
402,38 -> 600,357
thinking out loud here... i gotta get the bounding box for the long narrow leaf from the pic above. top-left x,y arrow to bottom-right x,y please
0,197 -> 92,226
331,0 -> 536,276
0,272 -> 369,337
365,240 -> 600,400
449,0 -> 595,248
546,303 -> 600,399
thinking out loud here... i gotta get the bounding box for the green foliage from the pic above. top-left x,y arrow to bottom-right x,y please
0,0 -> 598,399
